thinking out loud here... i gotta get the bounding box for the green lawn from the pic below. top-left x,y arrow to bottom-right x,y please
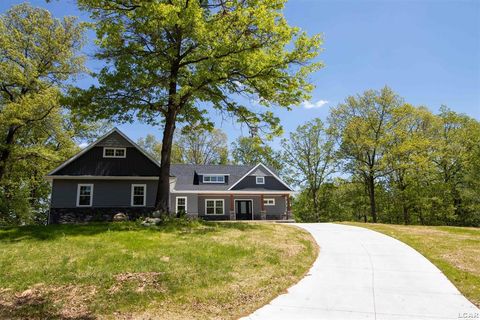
345,222 -> 480,307
0,221 -> 317,319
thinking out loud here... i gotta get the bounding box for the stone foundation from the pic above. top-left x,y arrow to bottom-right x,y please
48,207 -> 154,224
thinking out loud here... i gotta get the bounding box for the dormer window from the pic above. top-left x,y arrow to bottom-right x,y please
203,174 -> 225,184
256,176 -> 265,184
103,147 -> 126,158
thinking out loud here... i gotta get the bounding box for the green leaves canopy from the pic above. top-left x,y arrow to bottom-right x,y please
74,0 -> 323,132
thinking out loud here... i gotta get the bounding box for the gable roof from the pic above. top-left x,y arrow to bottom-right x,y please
170,162 -> 293,192
228,163 -> 293,191
48,127 -> 160,176
170,164 -> 253,191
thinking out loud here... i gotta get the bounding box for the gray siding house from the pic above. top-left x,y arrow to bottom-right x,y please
47,128 -> 294,223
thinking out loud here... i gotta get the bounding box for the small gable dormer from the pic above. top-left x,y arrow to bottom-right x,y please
229,163 -> 292,191
197,173 -> 229,185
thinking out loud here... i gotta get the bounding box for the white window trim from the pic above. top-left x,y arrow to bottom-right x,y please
256,176 -> 265,185
205,199 -> 225,215
103,147 -> 126,158
131,184 -> 146,207
76,184 -> 93,207
264,198 -> 275,206
202,174 -> 226,184
176,196 -> 188,213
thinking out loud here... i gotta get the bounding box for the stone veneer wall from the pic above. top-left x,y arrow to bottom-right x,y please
48,208 -> 154,224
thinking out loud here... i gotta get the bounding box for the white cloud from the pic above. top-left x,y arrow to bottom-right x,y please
78,142 -> 89,149
301,99 -> 329,109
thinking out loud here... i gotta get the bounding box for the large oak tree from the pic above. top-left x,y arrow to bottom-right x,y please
74,0 -> 323,213
0,3 -> 86,183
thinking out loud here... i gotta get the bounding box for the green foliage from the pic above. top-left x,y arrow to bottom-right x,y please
0,4 -> 103,225
137,134 -> 183,163
176,127 -> 229,164
231,136 -> 283,172
287,88 -> 479,227
72,0 -> 323,210
74,0 -> 323,127
138,127 -> 228,164
329,86 -> 404,222
282,118 -> 335,220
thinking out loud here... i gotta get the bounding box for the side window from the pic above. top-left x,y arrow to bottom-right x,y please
131,184 -> 146,206
77,184 -> 93,207
256,176 -> 265,184
263,198 -> 275,206
176,197 -> 187,213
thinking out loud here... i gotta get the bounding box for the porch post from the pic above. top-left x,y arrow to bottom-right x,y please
286,194 -> 292,220
229,194 -> 235,220
260,194 -> 266,220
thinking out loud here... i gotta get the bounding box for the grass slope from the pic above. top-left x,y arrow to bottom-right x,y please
345,222 -> 480,307
0,221 -> 317,319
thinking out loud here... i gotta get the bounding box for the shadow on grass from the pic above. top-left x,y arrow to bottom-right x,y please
0,220 -> 262,242
0,294 -> 94,320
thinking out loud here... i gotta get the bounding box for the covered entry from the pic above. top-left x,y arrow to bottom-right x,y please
235,199 -> 253,220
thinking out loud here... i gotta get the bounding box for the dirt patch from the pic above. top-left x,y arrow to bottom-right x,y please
109,272 -> 166,294
0,284 -> 96,320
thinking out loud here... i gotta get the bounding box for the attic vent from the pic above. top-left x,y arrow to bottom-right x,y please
103,147 -> 126,158
256,176 -> 265,184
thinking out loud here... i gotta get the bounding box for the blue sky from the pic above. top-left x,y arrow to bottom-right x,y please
1,0 -> 479,146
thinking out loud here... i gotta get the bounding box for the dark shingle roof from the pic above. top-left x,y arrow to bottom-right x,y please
170,164 -> 254,191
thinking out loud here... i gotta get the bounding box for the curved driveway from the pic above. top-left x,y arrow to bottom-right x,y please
244,223 -> 479,320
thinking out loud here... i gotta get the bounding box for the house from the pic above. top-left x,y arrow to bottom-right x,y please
46,128 -> 294,223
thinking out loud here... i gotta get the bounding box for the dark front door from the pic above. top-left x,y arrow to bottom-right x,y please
236,200 -> 253,220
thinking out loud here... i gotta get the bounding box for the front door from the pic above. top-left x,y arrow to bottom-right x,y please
236,200 -> 253,220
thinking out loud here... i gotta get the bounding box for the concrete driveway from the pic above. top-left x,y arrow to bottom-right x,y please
243,223 -> 479,320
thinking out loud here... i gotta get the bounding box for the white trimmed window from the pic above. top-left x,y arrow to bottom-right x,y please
256,176 -> 265,184
76,184 -> 93,207
263,198 -> 275,206
103,147 -> 126,158
205,199 -> 224,215
131,184 -> 146,206
176,197 -> 187,213
202,175 -> 225,183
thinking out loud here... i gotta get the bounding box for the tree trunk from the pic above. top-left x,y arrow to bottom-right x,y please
154,51 -> 180,214
367,173 -> 377,223
398,182 -> 409,225
0,126 -> 17,183
402,204 -> 409,225
311,187 -> 320,221
155,110 -> 177,213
